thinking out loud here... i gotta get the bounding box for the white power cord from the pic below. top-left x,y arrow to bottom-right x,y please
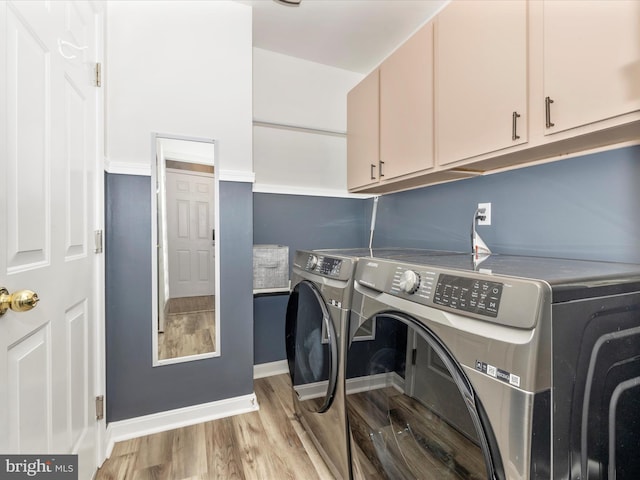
472,207 -> 491,257
368,196 -> 380,254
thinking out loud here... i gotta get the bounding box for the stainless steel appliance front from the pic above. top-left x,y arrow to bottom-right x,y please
286,250 -> 356,479
345,254 -> 640,479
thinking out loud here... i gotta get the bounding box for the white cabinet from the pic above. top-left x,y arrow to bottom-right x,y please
346,0 -> 640,194
380,22 -> 434,180
347,69 -> 379,191
543,0 -> 640,135
436,0 -> 528,166
348,23 -> 434,192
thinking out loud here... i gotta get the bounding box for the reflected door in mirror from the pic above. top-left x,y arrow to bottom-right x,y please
166,169 -> 215,297
159,167 -> 215,361
153,135 -> 218,365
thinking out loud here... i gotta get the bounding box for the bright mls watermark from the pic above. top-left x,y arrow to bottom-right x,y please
0,455 -> 77,480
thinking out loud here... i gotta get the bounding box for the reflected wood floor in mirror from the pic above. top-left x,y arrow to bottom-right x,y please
159,296 -> 215,360
167,295 -> 214,314
96,374 -> 334,480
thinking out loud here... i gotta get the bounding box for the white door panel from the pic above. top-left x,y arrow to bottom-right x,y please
64,76 -> 88,259
1,1 -> 100,478
6,2 -> 51,271
8,325 -> 52,454
167,170 -> 215,299
3,0 -> 55,456
67,300 -> 88,447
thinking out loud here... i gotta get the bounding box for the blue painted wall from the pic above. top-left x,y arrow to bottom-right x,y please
106,145 -> 640,419
374,145 -> 640,264
252,145 -> 640,365
105,174 -> 254,422
253,193 -> 370,364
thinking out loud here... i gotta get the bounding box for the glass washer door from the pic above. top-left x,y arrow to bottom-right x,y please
285,280 -> 338,414
345,313 -> 502,480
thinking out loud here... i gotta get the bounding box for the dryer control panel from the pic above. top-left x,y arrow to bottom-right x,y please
433,274 -> 503,318
305,254 -> 342,276
355,258 -> 547,329
293,251 -> 354,280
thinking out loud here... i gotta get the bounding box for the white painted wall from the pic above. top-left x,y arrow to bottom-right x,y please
106,1 -> 252,175
252,48 -> 364,195
253,47 -> 363,131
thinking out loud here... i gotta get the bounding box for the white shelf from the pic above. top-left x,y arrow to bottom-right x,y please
253,280 -> 291,296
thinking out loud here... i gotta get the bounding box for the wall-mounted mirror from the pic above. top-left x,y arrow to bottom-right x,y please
151,134 -> 219,366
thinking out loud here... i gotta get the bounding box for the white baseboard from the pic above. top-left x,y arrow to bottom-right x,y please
252,182 -> 373,199
104,392 -> 258,458
218,170 -> 255,183
103,161 -> 257,183
104,159 -> 151,176
254,360 -> 288,379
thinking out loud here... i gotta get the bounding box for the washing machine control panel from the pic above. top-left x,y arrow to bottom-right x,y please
306,255 -> 343,277
357,259 -> 545,329
433,274 -> 503,318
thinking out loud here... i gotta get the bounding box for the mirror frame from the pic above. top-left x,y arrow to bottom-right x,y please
151,132 -> 220,366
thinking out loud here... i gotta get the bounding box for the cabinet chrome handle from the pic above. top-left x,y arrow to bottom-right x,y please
379,161 -> 385,178
370,164 -> 376,180
0,288 -> 40,316
512,111 -> 521,141
545,96 -> 555,128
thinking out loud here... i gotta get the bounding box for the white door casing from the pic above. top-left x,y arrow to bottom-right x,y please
166,169 -> 216,299
0,1 -> 102,478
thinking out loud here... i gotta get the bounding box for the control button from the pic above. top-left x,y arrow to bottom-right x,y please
308,254 -> 318,270
399,270 -> 421,294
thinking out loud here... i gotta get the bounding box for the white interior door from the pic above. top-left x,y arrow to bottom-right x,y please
166,169 -> 216,299
0,1 -> 100,478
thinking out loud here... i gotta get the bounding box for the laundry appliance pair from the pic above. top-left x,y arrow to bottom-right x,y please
284,247 -> 465,479
286,249 -> 640,479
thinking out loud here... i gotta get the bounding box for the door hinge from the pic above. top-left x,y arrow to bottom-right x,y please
96,395 -> 104,420
95,62 -> 102,87
94,229 -> 103,254
411,348 -> 417,365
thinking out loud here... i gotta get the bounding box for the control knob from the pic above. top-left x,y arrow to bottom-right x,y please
308,254 -> 319,270
399,270 -> 420,294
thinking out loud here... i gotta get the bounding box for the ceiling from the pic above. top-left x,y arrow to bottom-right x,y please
237,0 -> 448,74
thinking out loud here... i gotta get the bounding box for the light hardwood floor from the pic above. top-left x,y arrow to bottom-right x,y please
96,374 -> 335,480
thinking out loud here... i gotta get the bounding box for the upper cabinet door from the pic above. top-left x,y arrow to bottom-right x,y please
380,22 -> 434,181
436,0 -> 528,166
543,0 -> 640,135
347,69 -> 380,191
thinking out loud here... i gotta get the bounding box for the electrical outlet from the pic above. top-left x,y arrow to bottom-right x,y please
477,202 -> 491,226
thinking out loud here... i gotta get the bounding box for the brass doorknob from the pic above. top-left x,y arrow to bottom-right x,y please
0,288 -> 40,316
